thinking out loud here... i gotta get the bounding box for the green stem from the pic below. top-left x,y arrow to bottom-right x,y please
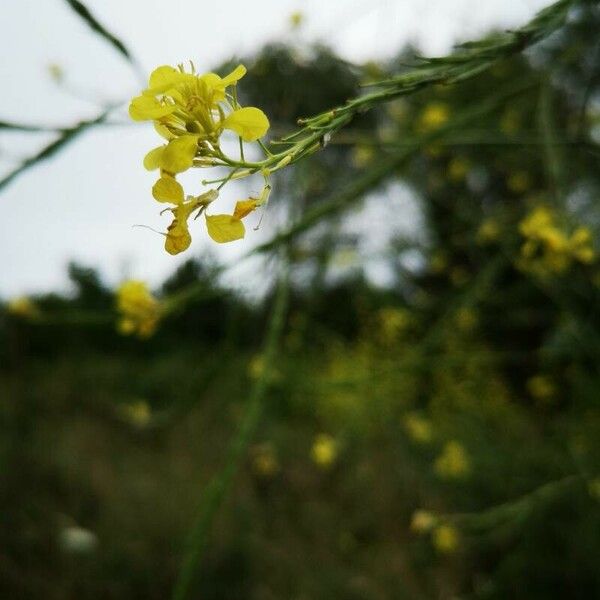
170,261 -> 289,600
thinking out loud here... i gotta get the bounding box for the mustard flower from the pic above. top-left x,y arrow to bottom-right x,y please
130,62 -> 271,253
311,433 -> 339,469
418,102 -> 450,132
432,524 -> 459,554
410,510 -> 437,534
526,375 -> 556,402
518,206 -> 595,277
7,296 -> 39,320
403,412 -> 434,445
116,280 -> 161,338
119,400 -> 152,428
434,440 -> 470,480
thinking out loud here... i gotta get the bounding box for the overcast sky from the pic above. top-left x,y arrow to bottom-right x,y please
0,0 -> 550,297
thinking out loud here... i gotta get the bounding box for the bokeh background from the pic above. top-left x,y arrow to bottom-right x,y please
2,1 -> 600,599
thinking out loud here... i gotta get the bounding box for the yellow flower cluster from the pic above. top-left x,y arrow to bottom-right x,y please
432,524 -> 459,554
410,509 -> 437,533
410,511 -> 460,554
434,440 -> 470,480
403,412 -> 434,444
119,400 -> 152,428
116,280 -> 161,338
377,307 -> 411,344
518,206 -> 595,276
311,433 -> 339,469
418,102 -> 450,132
7,296 -> 39,320
129,63 -> 271,254
526,375 -> 556,402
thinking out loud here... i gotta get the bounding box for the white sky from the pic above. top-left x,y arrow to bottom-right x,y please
0,0 -> 550,296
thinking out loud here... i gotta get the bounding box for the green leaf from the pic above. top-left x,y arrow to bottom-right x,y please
0,111 -> 108,194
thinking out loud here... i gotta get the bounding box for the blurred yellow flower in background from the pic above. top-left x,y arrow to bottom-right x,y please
476,218 -> 501,244
435,440 -> 470,479
7,296 -> 39,320
418,102 -> 450,132
311,433 -> 339,469
289,11 -> 304,29
448,157 -> 469,182
526,375 -> 556,402
116,280 -> 161,338
433,524 -> 459,554
119,400 -> 152,428
410,509 -> 437,533
507,171 -> 531,194
404,412 -> 434,444
518,206 -> 595,277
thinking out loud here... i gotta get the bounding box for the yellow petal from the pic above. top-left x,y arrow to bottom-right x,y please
232,199 -> 258,220
129,95 -> 175,121
223,107 -> 270,142
205,214 -> 246,243
143,146 -> 165,170
220,64 -> 247,87
165,221 -> 192,255
146,65 -> 194,95
160,135 -> 198,173
152,176 -> 184,204
154,121 -> 176,140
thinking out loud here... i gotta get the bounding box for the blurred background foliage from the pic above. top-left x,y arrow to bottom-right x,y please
2,1 -> 600,599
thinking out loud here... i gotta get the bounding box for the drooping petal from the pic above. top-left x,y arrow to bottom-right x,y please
143,145 -> 165,170
129,95 -> 176,121
222,107 -> 270,142
152,176 -> 184,204
165,220 -> 192,255
205,214 -> 245,243
159,135 -> 199,173
232,199 -> 258,220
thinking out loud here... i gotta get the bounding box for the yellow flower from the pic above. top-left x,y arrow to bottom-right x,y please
526,375 -> 556,402
116,280 -> 161,338
410,510 -> 437,534
377,307 -> 411,343
403,413 -> 433,444
289,11 -> 304,29
569,227 -> 595,264
130,62 -> 271,253
434,440 -> 470,480
588,478 -> 600,501
311,433 -> 339,469
432,524 -> 459,554
119,400 -> 152,428
518,206 -> 594,277
476,218 -> 501,244
48,63 -> 64,83
507,171 -> 531,194
7,296 -> 39,320
447,157 -> 469,182
352,145 -> 375,168
418,102 -> 450,132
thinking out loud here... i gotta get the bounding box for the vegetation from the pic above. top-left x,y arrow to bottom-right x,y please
2,0 -> 600,598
